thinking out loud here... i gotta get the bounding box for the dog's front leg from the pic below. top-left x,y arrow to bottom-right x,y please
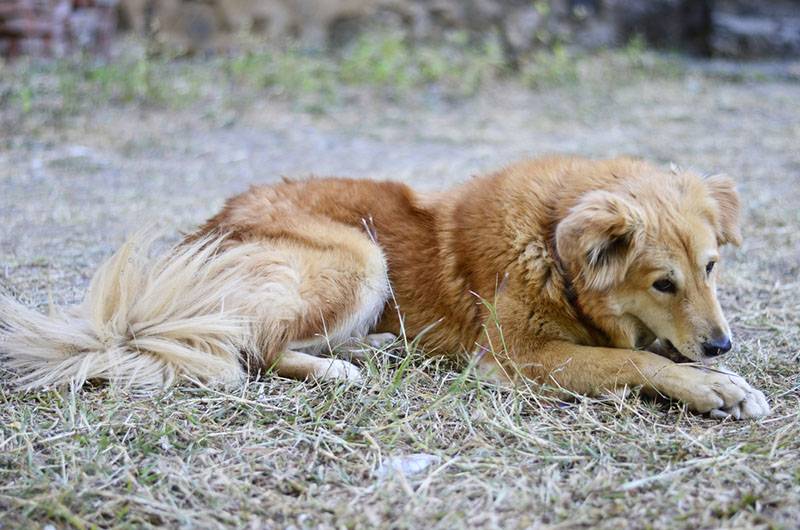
490,341 -> 770,419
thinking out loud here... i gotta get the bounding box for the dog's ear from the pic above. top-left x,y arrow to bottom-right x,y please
556,190 -> 643,290
704,174 -> 742,246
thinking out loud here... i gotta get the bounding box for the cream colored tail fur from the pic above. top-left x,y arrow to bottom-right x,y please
0,235 -> 258,390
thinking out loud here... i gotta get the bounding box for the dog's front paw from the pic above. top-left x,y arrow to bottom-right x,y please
708,385 -> 770,420
657,365 -> 770,420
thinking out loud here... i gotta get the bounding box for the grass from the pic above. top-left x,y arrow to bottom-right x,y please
1,35 -> 799,529
1,341 -> 796,528
0,32 -> 683,122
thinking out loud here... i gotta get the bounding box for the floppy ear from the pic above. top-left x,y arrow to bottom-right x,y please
555,190 -> 644,290
704,174 -> 742,246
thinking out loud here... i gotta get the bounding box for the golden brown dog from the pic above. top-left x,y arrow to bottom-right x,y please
0,156 -> 770,419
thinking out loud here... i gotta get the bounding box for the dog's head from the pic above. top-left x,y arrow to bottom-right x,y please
556,168 -> 742,362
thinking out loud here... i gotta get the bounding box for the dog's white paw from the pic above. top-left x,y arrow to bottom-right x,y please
313,359 -> 363,383
708,386 -> 770,420
658,365 -> 770,420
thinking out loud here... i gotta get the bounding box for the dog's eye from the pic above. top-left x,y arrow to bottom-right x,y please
652,278 -> 676,293
706,261 -> 716,275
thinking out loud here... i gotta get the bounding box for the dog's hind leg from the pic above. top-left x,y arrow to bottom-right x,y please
330,332 -> 399,363
230,219 -> 390,383
271,350 -> 363,382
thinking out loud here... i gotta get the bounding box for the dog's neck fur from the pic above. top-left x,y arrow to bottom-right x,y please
547,234 -> 612,346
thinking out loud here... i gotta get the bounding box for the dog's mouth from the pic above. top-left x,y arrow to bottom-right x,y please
664,340 -> 694,363
651,339 -> 696,364
632,320 -> 705,364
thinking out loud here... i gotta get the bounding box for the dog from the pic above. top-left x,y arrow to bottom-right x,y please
0,156 -> 770,419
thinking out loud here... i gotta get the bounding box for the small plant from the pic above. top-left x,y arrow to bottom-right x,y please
339,32 -> 414,88
226,48 -> 337,101
86,58 -> 168,103
15,85 -> 33,114
338,30 -> 503,96
522,43 -> 579,89
623,33 -> 648,67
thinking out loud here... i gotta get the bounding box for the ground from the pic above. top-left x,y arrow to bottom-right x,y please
1,41 -> 799,529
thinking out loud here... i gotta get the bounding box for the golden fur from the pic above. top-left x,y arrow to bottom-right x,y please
0,156 -> 769,418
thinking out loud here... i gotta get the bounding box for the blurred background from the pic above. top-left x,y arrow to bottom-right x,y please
2,1 -> 799,136
2,1 -> 799,130
2,1 -> 800,60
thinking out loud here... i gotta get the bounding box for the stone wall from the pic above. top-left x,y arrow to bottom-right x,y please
0,0 -> 117,57
5,0 -> 799,59
713,0 -> 800,58
121,0 -> 798,59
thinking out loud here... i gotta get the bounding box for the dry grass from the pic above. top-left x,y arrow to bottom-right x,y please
1,43 -> 799,529
1,345 -> 797,529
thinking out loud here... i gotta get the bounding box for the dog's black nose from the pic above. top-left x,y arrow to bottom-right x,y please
702,336 -> 732,357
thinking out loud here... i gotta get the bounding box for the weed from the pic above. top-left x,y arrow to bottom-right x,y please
1,33 -> 689,120
523,43 -> 579,88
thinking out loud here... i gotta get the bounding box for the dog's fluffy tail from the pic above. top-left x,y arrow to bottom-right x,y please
0,234 -> 256,391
